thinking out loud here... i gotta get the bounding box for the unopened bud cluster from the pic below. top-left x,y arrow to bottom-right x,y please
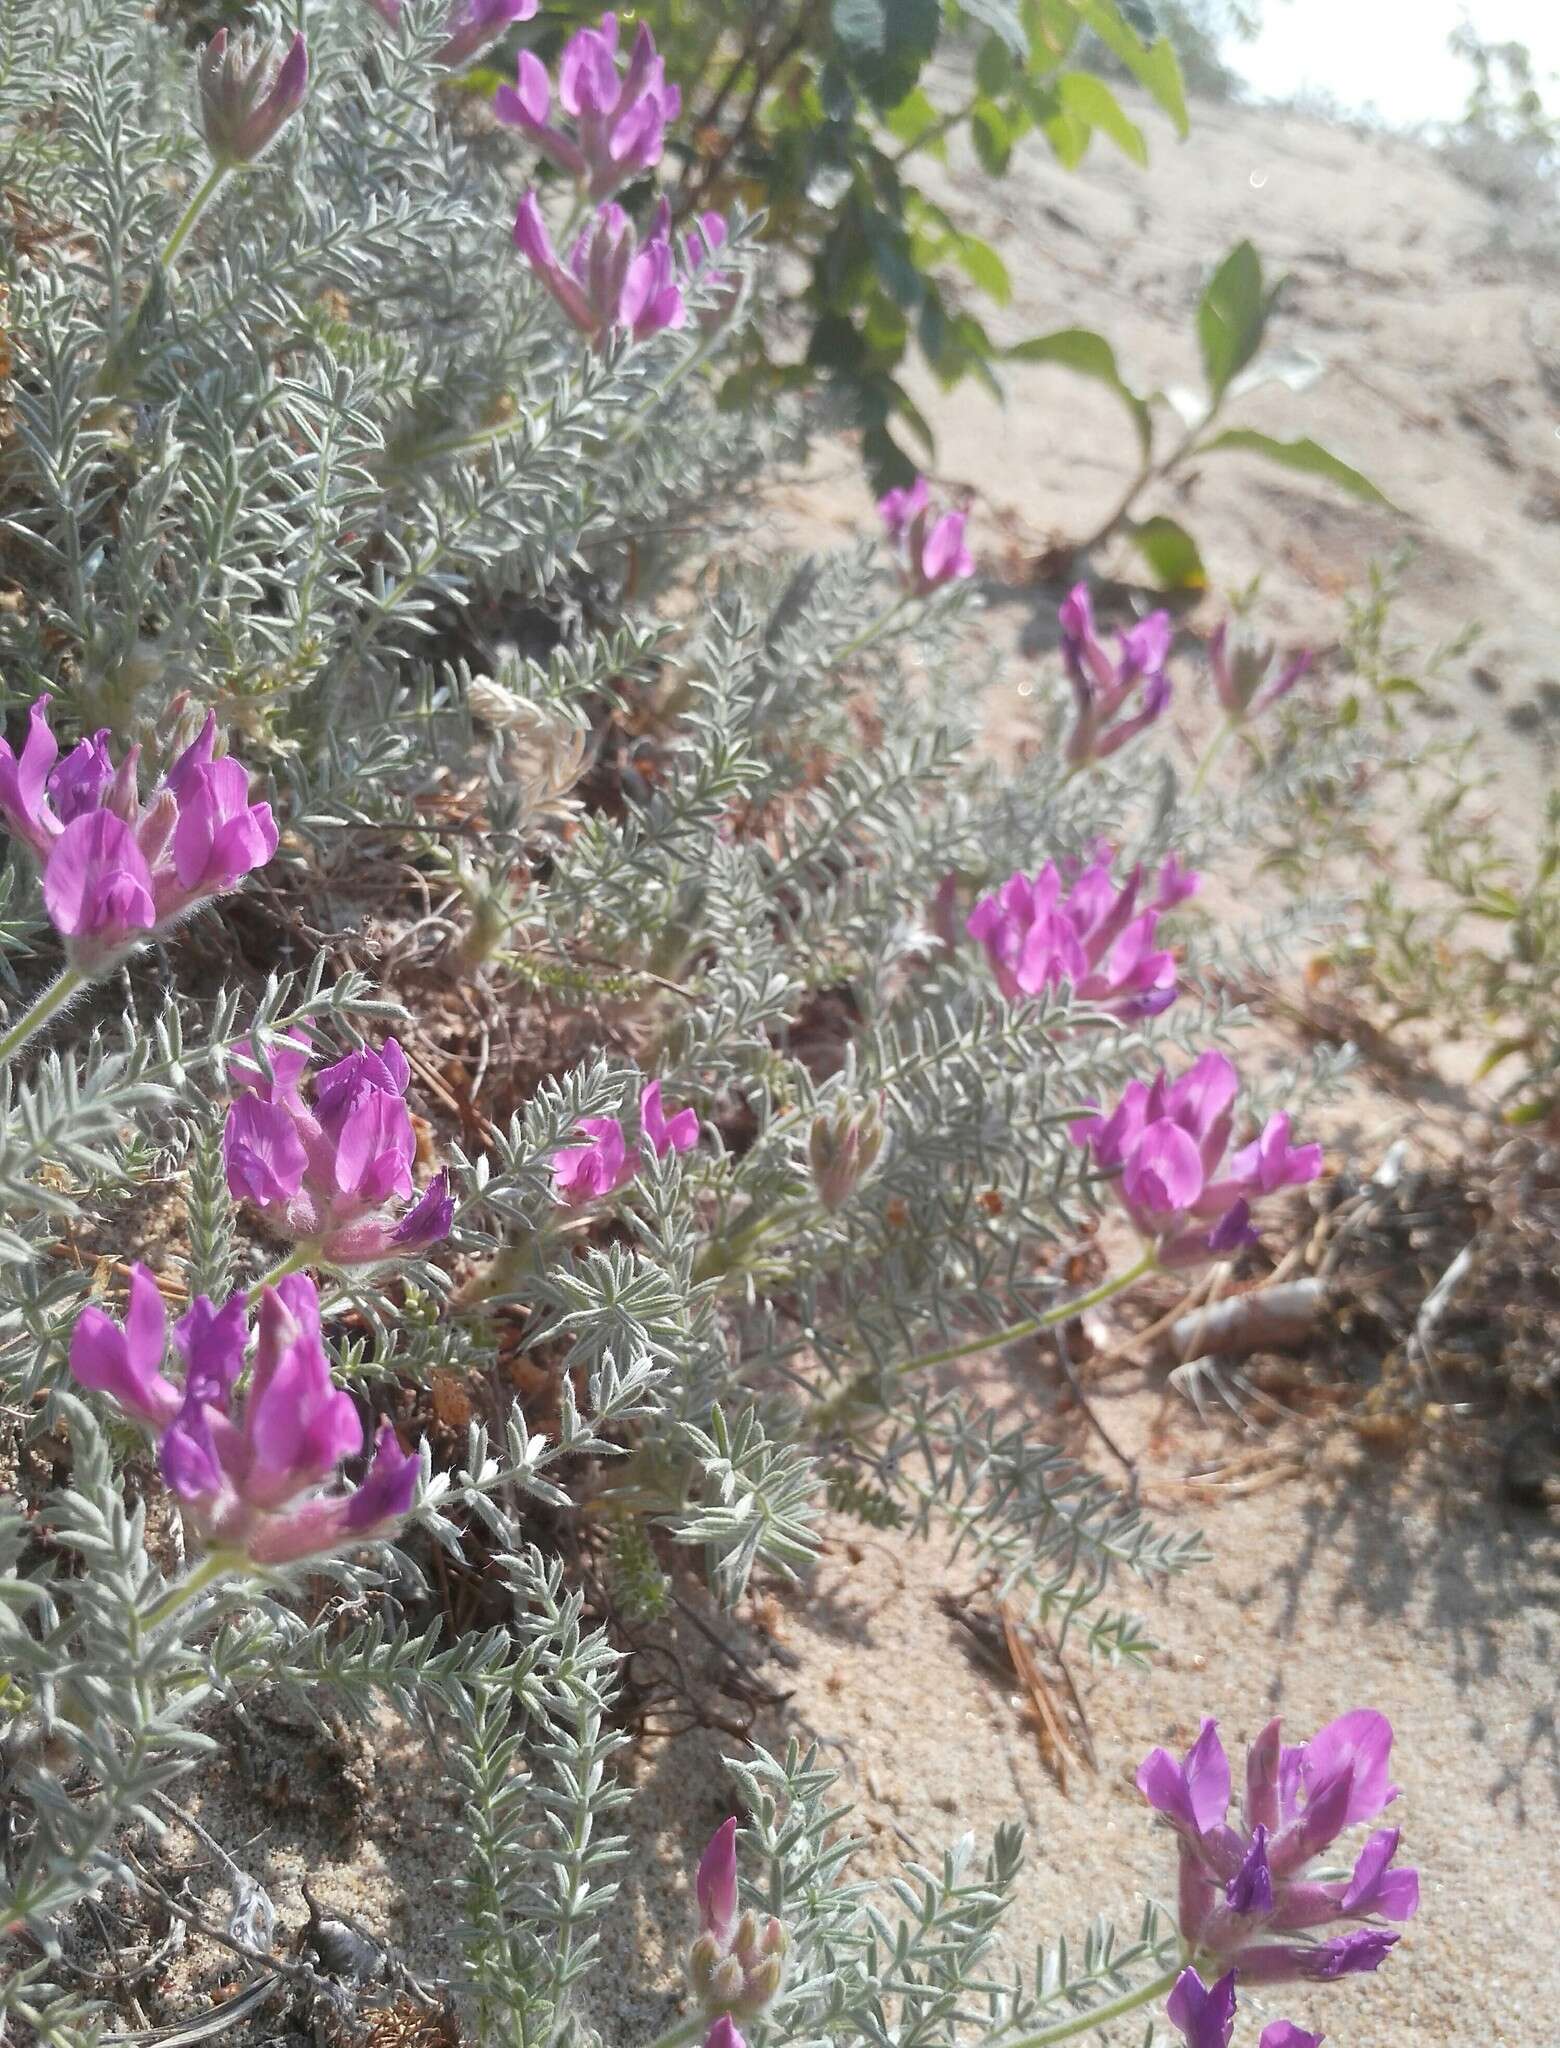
808,1093 -> 886,1212
688,1818 -> 788,2024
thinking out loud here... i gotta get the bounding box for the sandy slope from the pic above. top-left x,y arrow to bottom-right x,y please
772,81 -> 1560,821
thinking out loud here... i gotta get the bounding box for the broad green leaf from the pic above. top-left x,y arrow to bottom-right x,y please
954,234 -> 1011,304
883,87 -> 942,148
831,0 -> 940,109
1127,516 -> 1207,590
1041,103 -> 1091,168
976,31 -> 1016,97
1027,0 -> 1081,70
1196,241 -> 1267,402
861,209 -> 924,310
1199,428 -> 1396,508
1075,0 -> 1188,137
971,99 -> 1013,174
958,0 -> 1028,56
1057,72 -> 1147,165
1005,326 -> 1153,459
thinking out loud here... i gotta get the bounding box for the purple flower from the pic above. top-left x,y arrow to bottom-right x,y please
434,0 -> 537,69
197,29 -> 309,168
1059,583 -> 1172,767
42,813 -> 158,965
1070,1051 -> 1323,1268
686,1813 -> 787,2021
1165,1966 -> 1238,2048
68,1271 -> 417,1567
495,12 -> 680,200
514,192 -> 684,350
70,1263 -> 183,1427
552,1116 -> 641,1207
0,698 -> 277,967
1137,1716 -> 1232,1837
965,845 -> 1191,1020
876,477 -> 974,597
696,1817 -> 739,1945
1259,2027 -> 1325,2048
1230,1928 -> 1400,1983
223,1030 -> 453,1266
1139,1712 -> 1416,2014
704,2025 -> 746,2048
642,1079 -> 698,1158
1210,620 -> 1314,721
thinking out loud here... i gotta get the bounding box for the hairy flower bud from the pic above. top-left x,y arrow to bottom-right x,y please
197,29 -> 309,168
688,1819 -> 788,2023
808,1095 -> 886,1212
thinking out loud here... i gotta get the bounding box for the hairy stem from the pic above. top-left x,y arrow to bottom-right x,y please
814,1250 -> 1158,1431
0,964 -> 88,1069
137,1549 -> 238,1631
162,161 -> 230,271
246,1244 -> 314,1305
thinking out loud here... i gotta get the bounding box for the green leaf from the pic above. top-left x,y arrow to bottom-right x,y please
882,87 -> 942,147
1503,1097 -> 1554,1127
976,31 -> 1016,98
959,0 -> 1028,56
1198,428 -> 1396,508
1075,0 -> 1188,137
1005,326 -> 1153,459
970,99 -> 1013,174
954,234 -> 1011,304
1041,103 -> 1091,168
1197,241 -> 1267,401
1127,516 -> 1207,590
1056,72 -> 1147,165
831,0 -> 940,109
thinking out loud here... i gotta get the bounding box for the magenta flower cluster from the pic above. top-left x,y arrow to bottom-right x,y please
877,477 -> 974,597
1071,1051 -> 1323,1267
1060,583 -> 1173,767
966,844 -> 1198,1021
71,1266 -> 417,1567
551,1079 -> 697,1207
514,193 -> 686,350
224,1032 -> 453,1265
365,0 -> 536,72
0,699 -> 277,967
1142,1713 -> 1417,2048
497,11 -> 679,198
688,1818 -> 787,2024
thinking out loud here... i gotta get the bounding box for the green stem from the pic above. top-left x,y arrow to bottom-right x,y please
692,1196 -> 817,1286
1189,715 -> 1238,798
246,1243 -> 314,1306
0,964 -> 87,1068
999,1966 -> 1182,2048
138,1549 -> 238,1632
813,1251 -> 1157,1433
830,593 -> 911,669
161,161 -> 229,271
891,1250 -> 1157,1379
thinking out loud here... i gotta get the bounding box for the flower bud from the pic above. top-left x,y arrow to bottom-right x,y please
808,1095 -> 886,1212
197,29 -> 309,168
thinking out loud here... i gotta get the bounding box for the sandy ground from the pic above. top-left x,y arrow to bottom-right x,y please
584,83 -> 1560,2048
769,79 -> 1560,820
83,85 -> 1560,2048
